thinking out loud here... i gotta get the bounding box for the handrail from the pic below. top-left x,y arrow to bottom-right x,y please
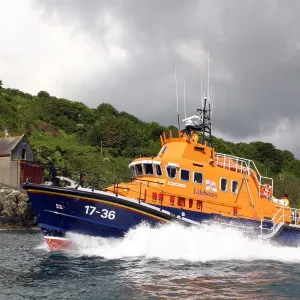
216,152 -> 273,198
260,206 -> 300,237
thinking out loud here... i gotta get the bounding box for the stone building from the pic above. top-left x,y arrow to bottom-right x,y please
0,135 -> 44,189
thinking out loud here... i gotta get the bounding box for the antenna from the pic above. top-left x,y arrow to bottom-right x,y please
201,70 -> 203,107
211,94 -> 215,118
207,52 -> 210,104
183,78 -> 187,118
174,66 -> 180,130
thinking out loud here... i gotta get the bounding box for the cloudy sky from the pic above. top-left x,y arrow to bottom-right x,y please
1,0 -> 300,156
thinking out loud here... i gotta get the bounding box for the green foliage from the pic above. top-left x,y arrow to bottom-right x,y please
37,91 -> 50,98
0,79 -> 2,88
3,85 -> 300,204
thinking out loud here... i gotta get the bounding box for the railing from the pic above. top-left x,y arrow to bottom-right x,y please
216,153 -> 273,198
260,206 -> 300,236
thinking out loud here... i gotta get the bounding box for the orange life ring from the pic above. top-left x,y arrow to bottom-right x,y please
260,184 -> 272,199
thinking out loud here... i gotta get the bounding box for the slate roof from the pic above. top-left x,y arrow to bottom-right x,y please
0,135 -> 23,155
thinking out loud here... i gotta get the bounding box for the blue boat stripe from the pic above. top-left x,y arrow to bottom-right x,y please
44,209 -> 129,231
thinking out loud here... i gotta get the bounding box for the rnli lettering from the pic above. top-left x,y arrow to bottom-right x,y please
194,188 -> 217,198
85,206 -> 116,220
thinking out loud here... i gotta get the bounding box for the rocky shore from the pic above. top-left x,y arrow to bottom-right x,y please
0,187 -> 37,228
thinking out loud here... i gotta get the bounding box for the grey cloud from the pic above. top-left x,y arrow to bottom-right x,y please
34,0 -> 300,154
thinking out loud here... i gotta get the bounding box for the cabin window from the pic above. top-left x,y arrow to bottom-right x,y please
166,166 -> 177,179
232,180 -> 239,194
131,167 -> 135,178
135,164 -> 143,176
156,165 -> 163,176
144,164 -> 153,175
180,169 -> 190,181
189,199 -> 193,208
194,172 -> 203,184
220,178 -> 227,192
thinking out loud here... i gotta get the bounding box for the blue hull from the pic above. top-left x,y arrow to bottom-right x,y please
24,184 -> 300,248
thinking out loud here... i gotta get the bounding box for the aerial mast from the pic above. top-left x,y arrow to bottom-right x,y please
174,66 -> 180,130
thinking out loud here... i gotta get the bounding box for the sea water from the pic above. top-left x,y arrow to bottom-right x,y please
1,224 -> 300,299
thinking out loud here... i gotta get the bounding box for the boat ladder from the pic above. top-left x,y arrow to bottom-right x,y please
259,206 -> 300,239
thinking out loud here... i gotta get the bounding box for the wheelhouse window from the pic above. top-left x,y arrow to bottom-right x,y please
194,172 -> 203,184
144,164 -> 153,175
135,164 -> 143,176
156,164 -> 163,176
220,178 -> 227,192
166,166 -> 177,179
180,169 -> 190,181
232,180 -> 238,194
130,167 -> 135,178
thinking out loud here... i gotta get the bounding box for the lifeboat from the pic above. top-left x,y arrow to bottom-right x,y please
23,97 -> 300,249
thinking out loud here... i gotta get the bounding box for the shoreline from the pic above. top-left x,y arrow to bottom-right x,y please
0,225 -> 39,230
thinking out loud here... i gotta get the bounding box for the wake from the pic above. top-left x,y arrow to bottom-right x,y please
60,223 -> 300,262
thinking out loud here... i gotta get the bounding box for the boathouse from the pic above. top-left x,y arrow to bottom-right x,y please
0,135 -> 44,189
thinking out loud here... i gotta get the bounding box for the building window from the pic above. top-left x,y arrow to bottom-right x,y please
156,165 -> 162,176
194,172 -> 203,184
220,178 -> 227,192
232,180 -> 238,194
166,166 -> 177,179
180,169 -> 190,181
21,148 -> 26,160
144,164 -> 153,175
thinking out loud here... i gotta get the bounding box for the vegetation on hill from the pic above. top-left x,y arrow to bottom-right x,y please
1,81 -> 300,205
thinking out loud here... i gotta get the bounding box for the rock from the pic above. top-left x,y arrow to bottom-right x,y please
0,186 -> 36,228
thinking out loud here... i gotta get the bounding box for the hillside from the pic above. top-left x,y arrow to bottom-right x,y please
1,80 -> 300,205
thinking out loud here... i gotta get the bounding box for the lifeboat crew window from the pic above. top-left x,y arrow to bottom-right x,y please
144,164 -> 154,175
220,178 -> 227,192
194,172 -> 203,184
130,167 -> 135,178
156,165 -> 163,176
135,164 -> 143,176
166,166 -> 177,179
180,169 -> 190,181
232,180 -> 238,194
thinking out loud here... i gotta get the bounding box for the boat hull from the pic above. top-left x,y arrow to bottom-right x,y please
24,184 -> 300,250
25,184 -> 183,249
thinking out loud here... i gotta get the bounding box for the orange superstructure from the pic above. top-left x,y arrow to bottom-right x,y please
105,98 -> 294,227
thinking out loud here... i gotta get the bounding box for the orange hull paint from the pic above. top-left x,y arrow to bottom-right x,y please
45,237 -> 72,251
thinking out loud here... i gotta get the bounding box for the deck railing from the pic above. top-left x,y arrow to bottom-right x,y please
260,206 -> 300,236
216,153 -> 273,198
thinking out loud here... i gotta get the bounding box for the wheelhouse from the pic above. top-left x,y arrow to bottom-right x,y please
129,160 -> 163,178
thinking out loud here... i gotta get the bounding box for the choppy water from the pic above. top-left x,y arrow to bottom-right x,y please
1,224 -> 300,300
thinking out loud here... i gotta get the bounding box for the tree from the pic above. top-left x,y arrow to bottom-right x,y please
0,79 -> 2,88
37,90 -> 50,98
96,103 -> 118,117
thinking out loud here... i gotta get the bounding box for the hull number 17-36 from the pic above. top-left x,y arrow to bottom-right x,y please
85,206 -> 116,220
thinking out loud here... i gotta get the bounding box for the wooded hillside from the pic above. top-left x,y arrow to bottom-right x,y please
1,81 -> 300,205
